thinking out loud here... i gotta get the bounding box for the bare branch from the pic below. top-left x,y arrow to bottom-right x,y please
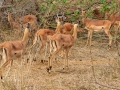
0,5 -> 13,8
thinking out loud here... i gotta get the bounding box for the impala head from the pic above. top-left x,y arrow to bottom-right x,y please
81,10 -> 86,17
81,10 -> 87,25
55,13 -> 66,23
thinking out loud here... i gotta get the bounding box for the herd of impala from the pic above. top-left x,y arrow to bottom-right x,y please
0,9 -> 119,79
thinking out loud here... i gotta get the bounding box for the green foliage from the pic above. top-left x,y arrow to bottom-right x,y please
100,0 -> 117,12
71,15 -> 76,21
18,0 -> 23,2
74,10 -> 80,15
65,11 -> 71,15
100,0 -> 105,3
86,10 -> 93,18
61,0 -> 68,3
39,4 -> 47,11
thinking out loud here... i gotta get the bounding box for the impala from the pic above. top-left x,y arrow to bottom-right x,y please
0,23 -> 31,79
108,13 -> 120,42
33,29 -> 56,61
81,10 -> 112,47
8,12 -> 22,30
55,13 -> 73,35
47,24 -> 78,73
8,12 -> 37,37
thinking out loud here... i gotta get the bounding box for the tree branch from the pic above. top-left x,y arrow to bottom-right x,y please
0,5 -> 12,8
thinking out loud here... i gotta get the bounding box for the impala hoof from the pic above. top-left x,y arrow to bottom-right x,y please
27,58 -> 29,63
1,76 -> 2,79
33,58 -> 36,61
107,45 -> 111,50
46,66 -> 52,73
41,60 -> 44,63
63,66 -> 68,70
46,67 -> 50,74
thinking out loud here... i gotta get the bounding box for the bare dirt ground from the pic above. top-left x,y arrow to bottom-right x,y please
0,32 -> 120,90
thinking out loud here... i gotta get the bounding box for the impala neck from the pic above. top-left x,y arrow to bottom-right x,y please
8,13 -> 14,26
82,13 -> 88,25
22,28 -> 29,46
72,24 -> 78,41
81,10 -> 89,26
55,21 -> 63,34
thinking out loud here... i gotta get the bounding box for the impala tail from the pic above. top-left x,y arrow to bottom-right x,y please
1,47 -> 7,62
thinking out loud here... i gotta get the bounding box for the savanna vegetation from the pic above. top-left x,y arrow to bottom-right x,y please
0,0 -> 120,90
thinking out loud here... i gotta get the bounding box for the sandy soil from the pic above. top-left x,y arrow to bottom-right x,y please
0,34 -> 120,90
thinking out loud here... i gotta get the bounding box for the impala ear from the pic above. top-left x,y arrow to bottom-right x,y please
56,13 -> 59,17
61,12 -> 66,20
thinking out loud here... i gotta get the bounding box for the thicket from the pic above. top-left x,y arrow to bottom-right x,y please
0,0 -> 119,29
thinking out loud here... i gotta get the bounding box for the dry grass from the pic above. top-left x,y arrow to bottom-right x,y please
0,33 -> 120,90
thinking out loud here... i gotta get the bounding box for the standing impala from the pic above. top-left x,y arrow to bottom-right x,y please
0,23 -> 31,79
81,10 -> 113,47
33,29 -> 56,61
47,24 -> 78,73
55,13 -> 73,35
108,13 -> 120,42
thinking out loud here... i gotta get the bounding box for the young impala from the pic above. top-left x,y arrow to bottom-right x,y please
81,10 -> 112,48
47,24 -> 78,73
0,23 -> 31,79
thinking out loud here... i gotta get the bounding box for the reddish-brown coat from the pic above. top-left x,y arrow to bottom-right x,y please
0,27 -> 31,79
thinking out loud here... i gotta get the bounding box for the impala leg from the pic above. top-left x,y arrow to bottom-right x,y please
10,59 -> 13,66
38,45 -> 44,62
0,69 -> 2,79
38,41 -> 46,63
47,46 -> 62,73
105,30 -> 112,48
44,42 -> 48,60
114,25 -> 119,43
0,60 -> 11,79
64,48 -> 70,69
86,31 -> 91,46
50,40 -> 53,54
89,31 -> 93,46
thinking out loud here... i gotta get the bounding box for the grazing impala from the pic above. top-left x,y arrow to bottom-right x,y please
8,12 -> 37,37
81,10 -> 112,47
8,12 -> 22,30
0,23 -> 31,79
47,24 -> 78,73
